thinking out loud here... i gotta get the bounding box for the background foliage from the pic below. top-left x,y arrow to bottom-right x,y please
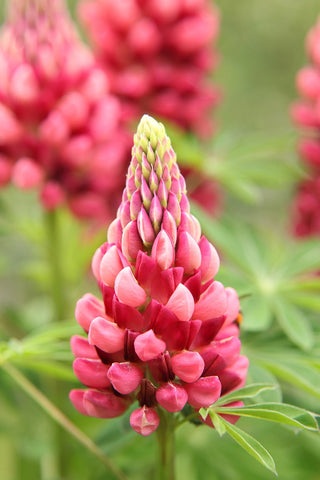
0,1 -> 320,479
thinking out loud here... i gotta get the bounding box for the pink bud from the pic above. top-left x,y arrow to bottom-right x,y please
70,335 -> 99,359
73,358 -> 111,389
114,266 -> 147,307
0,104 -> 22,144
40,182 -> 65,210
156,383 -> 188,412
121,220 -> 144,261
69,389 -> 89,416
91,247 -> 104,282
193,281 -> 227,321
296,66 -> 320,99
80,68 -> 109,102
199,237 -> 220,282
100,245 -> 124,287
40,111 -> 69,145
0,155 -> 12,186
10,64 -> 39,103
88,316 -> 125,353
75,293 -> 105,332
107,218 -> 123,244
130,189 -> 142,219
83,389 -> 129,419
151,230 -> 175,269
130,406 -> 160,436
184,375 -> 221,408
162,209 -> 178,245
166,284 -> 195,321
224,287 -> 240,325
90,96 -> 120,141
12,158 -> 43,190
137,207 -> 156,245
134,330 -> 166,361
107,362 -> 143,394
167,191 -> 181,224
171,351 -> 204,383
58,92 -> 89,129
149,194 -> 163,230
128,18 -> 161,57
175,231 -> 201,273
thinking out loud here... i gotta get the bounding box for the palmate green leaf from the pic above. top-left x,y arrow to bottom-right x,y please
213,383 -> 276,407
241,295 -> 273,331
209,412 -> 277,474
273,298 -> 314,350
215,403 -> 319,431
279,239 -> 320,277
284,292 -> 320,312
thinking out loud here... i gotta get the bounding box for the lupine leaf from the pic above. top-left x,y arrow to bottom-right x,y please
273,298 -> 314,350
210,413 -> 277,474
215,403 -> 318,431
213,384 -> 276,407
241,295 -> 273,331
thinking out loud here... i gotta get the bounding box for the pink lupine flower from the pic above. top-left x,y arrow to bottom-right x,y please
291,17 -> 320,237
78,0 -> 222,215
0,0 -> 130,222
70,115 -> 248,435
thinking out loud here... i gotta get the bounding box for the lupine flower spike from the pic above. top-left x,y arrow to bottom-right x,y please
70,115 -> 248,436
78,0 -> 222,216
291,16 -> 320,236
0,0 -> 130,222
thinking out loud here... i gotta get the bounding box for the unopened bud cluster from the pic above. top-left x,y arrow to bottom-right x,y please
70,115 -> 248,436
291,17 -> 320,236
0,0 -> 130,221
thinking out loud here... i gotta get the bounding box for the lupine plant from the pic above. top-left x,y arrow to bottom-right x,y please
0,1 -> 320,480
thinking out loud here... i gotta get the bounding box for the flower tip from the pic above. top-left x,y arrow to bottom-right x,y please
130,406 -> 160,436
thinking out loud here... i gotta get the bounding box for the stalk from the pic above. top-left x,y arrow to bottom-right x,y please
156,409 -> 176,480
44,209 -> 65,322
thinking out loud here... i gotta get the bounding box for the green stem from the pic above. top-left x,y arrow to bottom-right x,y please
3,363 -> 129,480
156,409 -> 176,480
44,210 -> 65,322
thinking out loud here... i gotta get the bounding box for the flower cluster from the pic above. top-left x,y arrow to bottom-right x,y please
78,0 -> 220,138
70,115 -> 248,436
0,0 -> 130,222
291,17 -> 320,236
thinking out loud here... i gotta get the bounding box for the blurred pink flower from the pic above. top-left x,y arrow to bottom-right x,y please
78,0 -> 222,216
0,0 -> 130,222
291,17 -> 320,237
70,115 -> 248,436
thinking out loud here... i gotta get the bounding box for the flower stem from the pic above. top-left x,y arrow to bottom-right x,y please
156,409 -> 176,480
2,362 -> 129,480
44,209 -> 65,322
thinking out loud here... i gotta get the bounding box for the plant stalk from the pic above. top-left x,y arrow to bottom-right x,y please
44,210 -> 65,322
156,409 -> 176,480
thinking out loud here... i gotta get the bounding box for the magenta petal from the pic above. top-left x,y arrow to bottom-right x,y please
156,383 -> 188,412
69,389 -> 89,416
130,406 -> 160,436
219,356 -> 249,395
184,271 -> 202,302
175,231 -> 201,274
107,362 -> 143,394
73,358 -> 111,389
70,335 -> 99,359
184,376 -> 221,408
134,330 -> 166,361
135,251 -> 159,292
193,281 -> 227,321
171,351 -> 204,383
83,389 -> 129,419
75,293 -> 105,332
190,316 -> 225,349
112,298 -> 145,331
88,316 -> 125,353
160,320 -> 190,351
166,283 -> 194,321
198,236 -> 220,282
114,266 -> 147,307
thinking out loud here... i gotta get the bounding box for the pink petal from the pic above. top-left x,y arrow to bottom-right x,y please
70,335 -> 99,359
130,406 -> 160,436
88,316 -> 124,353
193,281 -> 227,321
73,358 -> 111,389
175,231 -> 201,274
134,330 -> 166,361
83,389 -> 129,419
156,383 -> 188,412
184,376 -> 221,408
224,287 -> 240,325
114,266 -> 147,307
100,245 -> 124,287
151,230 -> 175,270
69,389 -> 89,416
199,236 -> 220,282
107,362 -> 143,394
166,284 -> 194,321
171,351 -> 204,383
75,293 -> 105,332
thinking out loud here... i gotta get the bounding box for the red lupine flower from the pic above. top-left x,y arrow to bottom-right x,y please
70,115 -> 248,436
291,17 -> 320,237
0,0 -> 130,222
78,0 -> 222,215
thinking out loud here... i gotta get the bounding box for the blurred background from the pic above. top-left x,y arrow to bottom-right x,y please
0,1 -> 320,479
